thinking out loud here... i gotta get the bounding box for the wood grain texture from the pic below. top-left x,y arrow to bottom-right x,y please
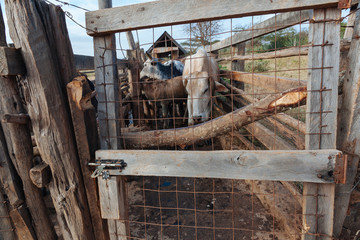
0,3 -> 56,239
0,47 -> 26,76
85,1 -> 338,36
207,10 -> 311,52
4,1 -> 94,239
221,70 -> 306,92
94,35 -> 120,149
94,1 -> 129,239
96,150 -> 340,183
333,4 -> 360,236
9,205 -> 36,240
302,8 -> 341,240
0,187 -> 16,240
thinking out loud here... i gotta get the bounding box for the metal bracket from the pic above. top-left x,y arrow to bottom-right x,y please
333,153 -> 347,184
89,159 -> 127,180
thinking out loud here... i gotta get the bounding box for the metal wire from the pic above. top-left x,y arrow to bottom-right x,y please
92,7 -> 345,239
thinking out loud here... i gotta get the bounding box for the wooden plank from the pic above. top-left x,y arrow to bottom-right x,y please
9,205 -> 36,240
5,1 -> 95,239
152,46 -> 179,54
221,70 -> 307,92
207,10 -> 311,52
66,76 -> 108,240
0,47 -> 26,76
245,122 -> 296,150
96,149 -> 341,183
302,8 -> 341,240
219,46 -> 309,62
0,187 -> 16,240
98,177 -> 121,219
2,114 -> 30,124
85,1 -> 339,36
333,4 -> 360,237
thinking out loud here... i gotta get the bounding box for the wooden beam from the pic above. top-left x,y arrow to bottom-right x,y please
0,47 -> 26,76
2,114 -> 30,124
0,187 -> 16,240
29,162 -> 51,188
96,149 -> 341,183
74,54 -> 128,71
219,46 -> 309,62
207,10 -> 311,52
333,4 -> 360,237
221,70 -> 306,92
9,205 -> 36,240
85,1 -> 340,36
218,39 -> 351,62
302,8 -> 341,240
122,86 -> 307,148
66,75 -> 108,240
152,46 -> 179,54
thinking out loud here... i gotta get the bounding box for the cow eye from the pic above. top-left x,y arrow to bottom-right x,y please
203,88 -> 209,94
151,61 -> 156,66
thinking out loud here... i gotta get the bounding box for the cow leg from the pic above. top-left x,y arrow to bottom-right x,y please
161,101 -> 169,129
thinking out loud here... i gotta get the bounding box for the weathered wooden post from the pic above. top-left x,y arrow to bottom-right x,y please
4,1 -> 95,239
93,0 -> 130,239
302,7 -> 341,240
333,4 -> 360,236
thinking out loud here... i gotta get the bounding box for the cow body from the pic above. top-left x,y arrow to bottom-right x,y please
140,58 -> 185,128
182,48 -> 226,125
140,58 -> 184,81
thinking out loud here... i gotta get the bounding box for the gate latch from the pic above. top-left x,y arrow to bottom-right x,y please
89,159 -> 127,180
333,153 -> 347,184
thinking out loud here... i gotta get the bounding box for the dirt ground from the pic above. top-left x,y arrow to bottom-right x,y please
126,176 -> 293,240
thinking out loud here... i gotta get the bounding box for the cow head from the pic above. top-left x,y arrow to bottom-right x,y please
183,71 -> 227,125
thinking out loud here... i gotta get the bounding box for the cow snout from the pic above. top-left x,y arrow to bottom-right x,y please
192,116 -> 203,124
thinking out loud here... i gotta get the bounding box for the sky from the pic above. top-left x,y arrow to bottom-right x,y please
0,0 -> 274,58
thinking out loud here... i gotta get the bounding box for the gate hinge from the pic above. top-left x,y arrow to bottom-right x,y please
334,153 -> 347,184
89,159 -> 127,180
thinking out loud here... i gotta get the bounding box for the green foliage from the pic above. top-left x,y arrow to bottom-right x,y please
340,20 -> 347,39
235,24 -> 309,53
218,64 -> 228,70
252,28 -> 309,52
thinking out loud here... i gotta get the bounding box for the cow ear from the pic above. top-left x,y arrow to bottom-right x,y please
215,81 -> 228,93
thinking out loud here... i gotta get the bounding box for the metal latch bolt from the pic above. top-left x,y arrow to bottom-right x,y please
89,159 -> 127,180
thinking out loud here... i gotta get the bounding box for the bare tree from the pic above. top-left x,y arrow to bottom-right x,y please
182,21 -> 223,52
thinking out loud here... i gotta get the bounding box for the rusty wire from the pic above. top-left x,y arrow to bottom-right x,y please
92,7 -> 345,239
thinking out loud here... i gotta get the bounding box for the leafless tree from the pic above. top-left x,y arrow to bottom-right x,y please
183,21 -> 223,51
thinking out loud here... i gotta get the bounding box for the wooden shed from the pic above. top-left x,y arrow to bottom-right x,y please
146,31 -> 187,59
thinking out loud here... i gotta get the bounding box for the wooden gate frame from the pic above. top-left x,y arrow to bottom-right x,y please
86,0 -> 349,239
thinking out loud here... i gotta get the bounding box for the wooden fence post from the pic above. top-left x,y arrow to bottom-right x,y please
302,8 -> 340,240
94,0 -> 129,239
4,1 -> 95,239
333,4 -> 360,236
231,42 -> 245,89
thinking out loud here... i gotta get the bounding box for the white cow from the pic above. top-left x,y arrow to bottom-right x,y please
183,48 -> 227,125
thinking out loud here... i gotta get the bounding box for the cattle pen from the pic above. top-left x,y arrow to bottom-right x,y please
0,0 -> 359,240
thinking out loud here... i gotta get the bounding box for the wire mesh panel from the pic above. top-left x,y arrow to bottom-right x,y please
88,3 -> 349,239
